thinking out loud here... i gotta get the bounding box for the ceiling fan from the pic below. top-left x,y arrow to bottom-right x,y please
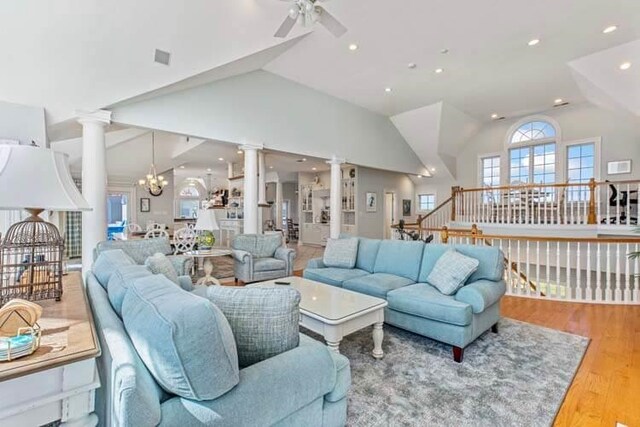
274,0 -> 347,38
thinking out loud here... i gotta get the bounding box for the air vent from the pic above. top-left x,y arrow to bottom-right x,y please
495,116 -> 506,121
154,49 -> 171,66
553,101 -> 570,108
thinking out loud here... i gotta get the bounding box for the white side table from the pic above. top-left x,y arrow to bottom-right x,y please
186,249 -> 232,286
0,273 -> 101,427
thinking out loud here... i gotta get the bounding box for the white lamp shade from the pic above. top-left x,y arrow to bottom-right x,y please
194,209 -> 219,231
0,145 -> 91,211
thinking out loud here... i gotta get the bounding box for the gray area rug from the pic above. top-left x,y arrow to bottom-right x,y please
304,318 -> 588,427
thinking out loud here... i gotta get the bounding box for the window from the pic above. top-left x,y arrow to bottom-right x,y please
567,143 -> 595,201
179,186 -> 200,198
178,184 -> 201,218
510,121 -> 556,144
418,194 -> 436,211
481,156 -> 500,187
509,143 -> 556,184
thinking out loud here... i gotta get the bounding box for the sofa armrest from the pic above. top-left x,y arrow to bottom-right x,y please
167,255 -> 193,276
158,334 -> 340,426
455,279 -> 506,313
177,275 -> 194,292
231,249 -> 251,264
274,247 -> 296,275
307,257 -> 326,269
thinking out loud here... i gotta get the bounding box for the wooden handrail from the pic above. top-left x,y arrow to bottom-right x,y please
453,178 -> 640,193
443,230 -> 640,244
416,196 -> 453,226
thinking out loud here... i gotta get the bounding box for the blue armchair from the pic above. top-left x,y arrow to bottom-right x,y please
232,234 -> 295,284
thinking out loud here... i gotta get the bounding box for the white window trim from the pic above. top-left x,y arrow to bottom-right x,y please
417,193 -> 437,213
562,137 -> 602,183
477,152 -> 504,187
504,115 -> 562,150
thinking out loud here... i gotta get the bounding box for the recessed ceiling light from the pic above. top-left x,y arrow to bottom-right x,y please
269,166 -> 274,169
554,98 -> 563,104
619,61 -> 631,70
430,168 -> 436,172
440,48 -> 449,54
417,175 -> 422,178
179,165 -> 185,169
206,168 -> 212,172
434,68 -> 444,74
603,25 -> 618,34
385,87 -> 392,93
312,167 -> 317,171
408,63 -> 417,69
302,158 -> 307,162
528,39 -> 540,46
348,43 -> 359,51
218,157 -> 224,161
237,150 -> 242,154
491,113 -> 499,119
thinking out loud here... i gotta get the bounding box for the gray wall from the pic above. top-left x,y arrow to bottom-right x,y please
357,167 -> 415,239
111,70 -> 424,175
134,169 -> 175,229
416,103 -> 640,199
0,101 -> 47,146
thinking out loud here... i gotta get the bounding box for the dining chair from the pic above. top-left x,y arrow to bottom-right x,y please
144,229 -> 169,239
173,227 -> 197,254
127,223 -> 142,233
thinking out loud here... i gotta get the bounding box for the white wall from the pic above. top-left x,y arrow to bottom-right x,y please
282,182 -> 299,223
357,167 -> 415,239
416,103 -> 640,198
111,70 -> 425,175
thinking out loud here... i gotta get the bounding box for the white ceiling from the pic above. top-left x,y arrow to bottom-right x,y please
265,0 -> 640,119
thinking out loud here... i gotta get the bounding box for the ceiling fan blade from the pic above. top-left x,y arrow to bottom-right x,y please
316,6 -> 347,37
274,15 -> 297,38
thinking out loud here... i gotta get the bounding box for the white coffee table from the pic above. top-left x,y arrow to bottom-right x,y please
255,276 -> 388,359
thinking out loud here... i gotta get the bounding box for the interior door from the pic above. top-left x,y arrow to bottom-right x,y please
384,192 -> 395,239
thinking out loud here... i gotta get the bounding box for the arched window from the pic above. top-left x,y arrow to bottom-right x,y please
177,184 -> 201,218
507,118 -> 558,184
179,186 -> 200,198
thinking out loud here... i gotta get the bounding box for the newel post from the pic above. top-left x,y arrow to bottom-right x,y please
441,226 -> 449,244
471,223 -> 478,245
417,214 -> 423,239
587,178 -> 597,225
451,186 -> 460,221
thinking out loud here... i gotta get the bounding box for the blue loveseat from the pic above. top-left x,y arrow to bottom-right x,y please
87,245 -> 350,426
304,239 -> 506,362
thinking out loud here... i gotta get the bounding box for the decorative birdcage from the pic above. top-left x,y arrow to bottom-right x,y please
0,211 -> 64,304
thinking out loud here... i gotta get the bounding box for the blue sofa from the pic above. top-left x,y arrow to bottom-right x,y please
87,247 -> 349,426
304,239 -> 506,362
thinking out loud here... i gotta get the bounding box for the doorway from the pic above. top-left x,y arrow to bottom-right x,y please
384,192 -> 395,239
107,188 -> 133,239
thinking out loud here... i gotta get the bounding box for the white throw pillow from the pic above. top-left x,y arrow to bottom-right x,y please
323,238 -> 358,269
426,249 -> 479,295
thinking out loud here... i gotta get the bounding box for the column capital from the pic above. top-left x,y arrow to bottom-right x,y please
327,156 -> 346,165
76,110 -> 112,126
239,142 -> 264,151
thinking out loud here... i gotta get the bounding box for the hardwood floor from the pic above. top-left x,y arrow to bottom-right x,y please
501,296 -> 640,427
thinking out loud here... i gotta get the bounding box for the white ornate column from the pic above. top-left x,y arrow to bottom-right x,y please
328,156 -> 345,239
241,143 -> 262,234
275,182 -> 283,229
77,110 -> 111,274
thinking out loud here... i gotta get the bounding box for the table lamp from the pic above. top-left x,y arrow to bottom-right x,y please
0,145 -> 91,304
194,209 -> 219,250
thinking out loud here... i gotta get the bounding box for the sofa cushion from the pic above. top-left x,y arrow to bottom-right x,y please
323,238 -> 358,269
355,238 -> 381,273
107,264 -> 152,317
387,283 -> 473,326
122,275 -> 239,401
144,253 -> 180,285
93,249 -> 136,288
254,258 -> 286,272
455,279 -> 507,313
426,249 -> 479,296
96,237 -> 172,264
203,286 -> 300,368
343,273 -> 414,299
373,240 -> 424,281
233,234 -> 282,258
418,244 -> 505,283
303,268 -> 369,288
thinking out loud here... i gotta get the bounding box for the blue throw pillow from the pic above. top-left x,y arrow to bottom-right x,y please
426,249 -> 480,296
144,252 -> 180,285
204,286 -> 300,368
107,264 -> 152,317
93,249 -> 135,288
323,238 -> 358,269
122,275 -> 240,400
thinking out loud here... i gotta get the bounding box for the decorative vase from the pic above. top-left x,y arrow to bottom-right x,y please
198,231 -> 215,250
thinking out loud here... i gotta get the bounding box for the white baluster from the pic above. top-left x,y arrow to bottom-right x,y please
536,241 -> 541,297
606,243 -> 612,302
555,241 -> 561,299
615,243 -> 621,302
526,240 -> 531,296
596,242 -> 602,302
546,241 -> 550,297
576,242 -> 582,301
566,242 -> 571,300
586,242 -> 592,302
516,240 -> 521,295
625,243 -> 631,303
507,239 -> 513,294
634,243 -> 640,303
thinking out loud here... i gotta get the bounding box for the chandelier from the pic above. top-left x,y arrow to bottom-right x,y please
138,132 -> 168,196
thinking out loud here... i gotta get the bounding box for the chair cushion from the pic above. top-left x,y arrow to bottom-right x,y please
96,237 -> 172,264
107,264 -> 152,317
323,238 -> 358,268
203,286 -> 300,368
232,234 -> 282,258
355,238 -> 381,273
373,240 -> 424,281
144,253 -> 180,285
93,249 -> 136,288
387,283 -> 473,326
303,268 -> 369,288
343,273 -> 414,299
253,257 -> 286,272
122,275 -> 239,401
418,244 -> 504,283
426,249 -> 479,296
